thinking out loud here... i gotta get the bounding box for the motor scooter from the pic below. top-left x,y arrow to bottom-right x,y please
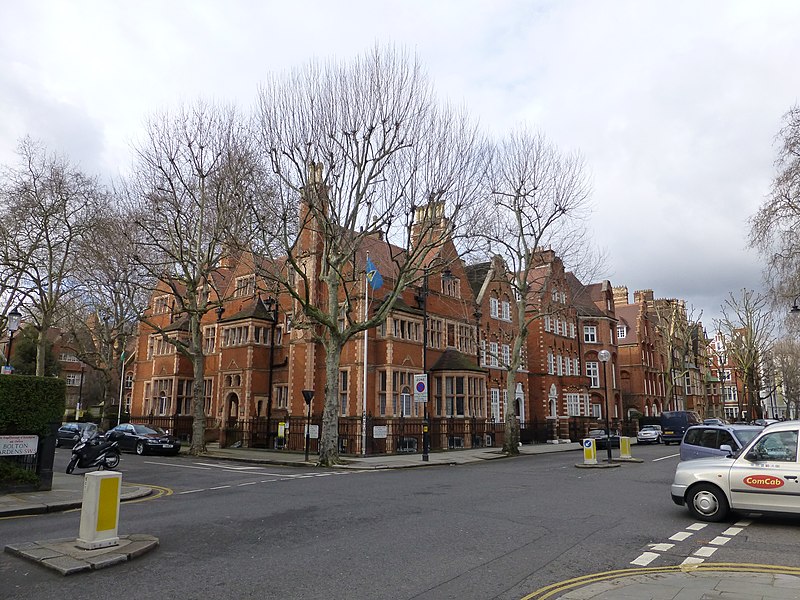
66,423 -> 121,474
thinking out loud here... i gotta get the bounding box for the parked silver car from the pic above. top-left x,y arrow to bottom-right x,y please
679,424 -> 762,461
671,420 -> 800,521
637,425 -> 662,444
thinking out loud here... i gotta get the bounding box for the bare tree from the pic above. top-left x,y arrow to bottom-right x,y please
252,46 -> 487,466
750,104 -> 800,313
715,289 -> 775,421
650,300 -> 704,412
0,137 -> 105,375
62,205 -> 150,427
772,337 -> 800,418
481,128 -> 593,455
122,100 -> 259,455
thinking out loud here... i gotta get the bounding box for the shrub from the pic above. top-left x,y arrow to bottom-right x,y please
0,375 -> 65,436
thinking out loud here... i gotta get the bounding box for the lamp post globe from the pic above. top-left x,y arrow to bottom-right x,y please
598,349 -> 612,463
5,306 -> 21,368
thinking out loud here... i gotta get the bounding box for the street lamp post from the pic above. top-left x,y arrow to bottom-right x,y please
598,349 -> 612,463
76,366 -> 85,417
5,306 -> 21,370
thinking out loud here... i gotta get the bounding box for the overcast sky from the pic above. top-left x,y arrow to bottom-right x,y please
2,0 -> 798,324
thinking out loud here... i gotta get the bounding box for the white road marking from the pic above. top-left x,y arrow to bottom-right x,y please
192,462 -> 263,470
178,489 -> 205,494
238,482 -> 257,486
681,556 -> 705,565
709,536 -> 730,546
735,519 -> 752,527
653,454 -> 680,462
693,546 -> 718,557
260,479 -> 278,483
649,543 -> 674,551
669,531 -> 693,541
722,526 -> 743,536
686,523 -> 707,531
209,485 -> 231,490
631,552 -> 660,566
144,461 -> 212,470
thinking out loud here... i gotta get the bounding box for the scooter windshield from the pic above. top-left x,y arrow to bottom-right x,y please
80,423 -> 99,442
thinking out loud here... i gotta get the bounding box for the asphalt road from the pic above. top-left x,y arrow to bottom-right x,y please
2,444 -> 800,600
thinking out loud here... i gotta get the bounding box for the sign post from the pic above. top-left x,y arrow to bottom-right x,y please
582,438 -> 597,465
302,390 -> 314,462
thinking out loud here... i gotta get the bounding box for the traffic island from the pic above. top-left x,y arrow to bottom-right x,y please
4,534 -> 159,575
575,461 -> 621,468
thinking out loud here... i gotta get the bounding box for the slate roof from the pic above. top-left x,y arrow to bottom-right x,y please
464,261 -> 491,297
219,296 -> 278,324
429,348 -> 485,373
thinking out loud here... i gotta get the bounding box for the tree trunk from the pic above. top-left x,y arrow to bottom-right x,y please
319,340 -> 343,466
190,352 -> 207,455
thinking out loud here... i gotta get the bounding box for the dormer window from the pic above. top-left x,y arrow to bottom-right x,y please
617,325 -> 627,339
153,295 -> 171,314
234,275 -> 256,298
442,277 -> 460,298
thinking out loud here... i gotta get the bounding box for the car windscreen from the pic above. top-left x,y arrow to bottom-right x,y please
733,429 -> 761,446
132,425 -> 164,435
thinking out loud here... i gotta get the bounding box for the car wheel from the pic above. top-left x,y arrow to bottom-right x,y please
664,441 -> 670,446
136,441 -> 146,456
656,436 -> 661,444
55,438 -> 61,448
686,483 -> 729,522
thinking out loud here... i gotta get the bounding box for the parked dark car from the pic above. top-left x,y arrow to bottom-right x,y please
660,410 -> 701,445
56,422 -> 101,448
105,423 -> 181,456
590,429 -> 620,449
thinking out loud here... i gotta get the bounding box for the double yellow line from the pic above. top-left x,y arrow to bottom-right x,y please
522,563 -> 800,599
122,483 -> 173,504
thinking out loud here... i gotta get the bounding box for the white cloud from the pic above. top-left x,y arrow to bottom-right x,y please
2,0 -> 798,320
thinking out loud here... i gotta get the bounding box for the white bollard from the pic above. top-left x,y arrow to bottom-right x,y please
619,436 -> 632,459
76,471 -> 122,550
582,438 -> 597,465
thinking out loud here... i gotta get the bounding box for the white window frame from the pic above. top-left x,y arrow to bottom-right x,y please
583,325 -> 597,343
490,297 -> 499,319
586,361 -> 599,388
501,300 -> 510,321
490,388 -> 500,422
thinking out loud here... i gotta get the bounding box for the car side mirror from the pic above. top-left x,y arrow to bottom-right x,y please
719,444 -> 733,456
745,449 -> 762,462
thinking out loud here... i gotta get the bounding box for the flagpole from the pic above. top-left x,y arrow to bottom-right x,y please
117,348 -> 126,426
362,253 -> 369,457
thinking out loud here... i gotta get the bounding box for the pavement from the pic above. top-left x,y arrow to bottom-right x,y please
4,441 -> 800,596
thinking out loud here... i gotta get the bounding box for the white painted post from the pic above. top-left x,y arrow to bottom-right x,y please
582,438 -> 597,465
76,471 -> 122,550
619,436 -> 632,459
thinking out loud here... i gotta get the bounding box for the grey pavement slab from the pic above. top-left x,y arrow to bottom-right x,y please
4,534 -> 159,576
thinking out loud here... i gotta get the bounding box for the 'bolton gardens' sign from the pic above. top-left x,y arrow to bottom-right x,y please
0,435 -> 39,456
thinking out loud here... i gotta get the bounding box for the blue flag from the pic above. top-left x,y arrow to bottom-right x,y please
365,257 -> 383,290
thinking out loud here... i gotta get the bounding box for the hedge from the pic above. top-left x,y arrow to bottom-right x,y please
0,374 -> 66,436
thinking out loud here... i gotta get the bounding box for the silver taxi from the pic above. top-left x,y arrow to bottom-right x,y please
671,420 -> 800,522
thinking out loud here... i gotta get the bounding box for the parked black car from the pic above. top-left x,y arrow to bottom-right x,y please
105,423 -> 181,456
56,422 -> 101,448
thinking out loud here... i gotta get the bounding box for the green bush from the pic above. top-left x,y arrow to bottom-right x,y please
0,457 -> 40,486
0,375 -> 65,436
